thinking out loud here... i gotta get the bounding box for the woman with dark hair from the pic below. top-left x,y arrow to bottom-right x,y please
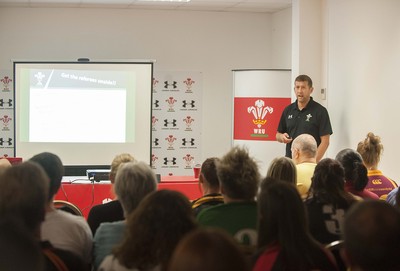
305,158 -> 356,245
254,179 -> 337,271
98,190 -> 197,271
168,228 -> 250,271
335,148 -> 379,200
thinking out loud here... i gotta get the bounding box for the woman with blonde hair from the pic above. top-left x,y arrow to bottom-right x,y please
357,132 -> 397,200
88,153 -> 136,235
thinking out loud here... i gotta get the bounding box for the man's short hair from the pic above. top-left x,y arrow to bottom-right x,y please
291,134 -> 317,158
216,146 -> 260,200
200,157 -> 220,189
114,161 -> 157,216
29,152 -> 64,201
295,74 -> 313,88
344,200 -> 400,271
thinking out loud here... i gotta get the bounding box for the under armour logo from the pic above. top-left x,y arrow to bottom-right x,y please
288,115 -> 293,119
163,157 -> 177,165
0,99 -> 13,108
0,138 -> 13,146
182,100 -> 195,108
153,138 -> 159,146
164,81 -> 177,89
164,119 -> 177,127
306,114 -> 312,122
182,138 -> 195,146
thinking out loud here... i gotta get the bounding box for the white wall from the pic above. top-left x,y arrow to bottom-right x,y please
0,7 -> 294,164
292,0 -> 323,104
271,7 -> 292,69
326,0 -> 400,181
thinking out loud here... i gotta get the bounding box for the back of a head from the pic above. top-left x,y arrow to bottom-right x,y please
335,148 -> 369,191
292,134 -> 317,160
344,201 -> 400,271
115,190 -> 196,270
168,228 -> 249,271
266,157 -> 297,185
257,180 -> 308,249
127,189 -> 196,238
200,157 -> 220,189
0,162 -> 49,232
114,161 -> 157,216
109,153 -> 135,181
356,132 -> 383,167
217,146 -> 260,201
309,158 -> 348,204
29,152 -> 64,200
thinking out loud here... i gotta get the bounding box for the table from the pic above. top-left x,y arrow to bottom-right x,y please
55,176 -> 202,218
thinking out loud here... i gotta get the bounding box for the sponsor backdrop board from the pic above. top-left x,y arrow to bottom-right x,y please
1,69 -> 202,177
233,69 -> 291,175
151,71 -> 202,176
0,70 -> 14,158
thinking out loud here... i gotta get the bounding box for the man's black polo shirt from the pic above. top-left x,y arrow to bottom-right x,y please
277,97 -> 333,158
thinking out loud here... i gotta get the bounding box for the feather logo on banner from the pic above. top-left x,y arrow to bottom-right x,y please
247,99 -> 274,128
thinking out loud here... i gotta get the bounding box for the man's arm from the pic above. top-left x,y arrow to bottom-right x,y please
316,134 -> 330,162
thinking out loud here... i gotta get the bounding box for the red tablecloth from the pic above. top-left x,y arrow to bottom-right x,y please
55,176 -> 202,218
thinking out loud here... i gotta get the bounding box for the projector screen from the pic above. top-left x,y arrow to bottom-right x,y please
14,61 -> 153,169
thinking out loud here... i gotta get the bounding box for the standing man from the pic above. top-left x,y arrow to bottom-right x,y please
276,75 -> 332,162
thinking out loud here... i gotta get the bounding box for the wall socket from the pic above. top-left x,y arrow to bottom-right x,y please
321,88 -> 327,100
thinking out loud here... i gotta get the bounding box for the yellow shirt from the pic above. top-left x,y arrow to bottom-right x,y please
296,162 -> 317,198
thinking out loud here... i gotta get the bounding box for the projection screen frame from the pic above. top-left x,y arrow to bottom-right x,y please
13,60 -> 154,175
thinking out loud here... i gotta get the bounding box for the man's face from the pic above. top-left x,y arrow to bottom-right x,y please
294,80 -> 313,104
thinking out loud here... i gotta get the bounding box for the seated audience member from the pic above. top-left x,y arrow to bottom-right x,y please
93,161 -> 157,270
98,190 -> 197,271
191,157 -> 224,216
197,146 -> 260,250
0,162 -> 87,271
357,132 -> 397,199
30,152 -> 93,265
265,156 -> 297,185
291,133 -> 318,198
305,158 -> 357,245
168,228 -> 250,271
343,200 -> 400,271
88,153 -> 136,235
254,180 -> 337,271
336,148 -> 379,200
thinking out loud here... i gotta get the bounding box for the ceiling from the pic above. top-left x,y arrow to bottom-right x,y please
0,0 -> 292,13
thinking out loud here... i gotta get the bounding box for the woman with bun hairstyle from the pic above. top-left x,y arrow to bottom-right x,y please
357,132 -> 397,200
